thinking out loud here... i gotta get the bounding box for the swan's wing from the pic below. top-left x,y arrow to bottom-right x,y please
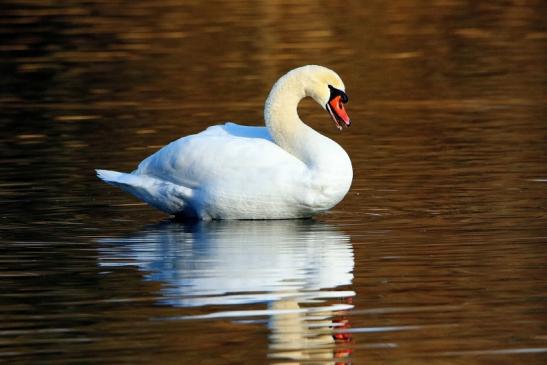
135,123 -> 305,189
208,122 -> 273,141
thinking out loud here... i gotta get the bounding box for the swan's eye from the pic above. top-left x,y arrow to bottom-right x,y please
328,85 -> 348,104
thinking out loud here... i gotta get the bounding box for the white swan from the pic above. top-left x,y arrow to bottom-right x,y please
96,65 -> 353,220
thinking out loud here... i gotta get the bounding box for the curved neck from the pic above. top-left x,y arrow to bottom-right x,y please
264,73 -> 305,153
264,73 -> 329,168
264,71 -> 351,176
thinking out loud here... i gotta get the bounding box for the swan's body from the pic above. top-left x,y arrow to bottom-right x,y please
97,65 -> 353,220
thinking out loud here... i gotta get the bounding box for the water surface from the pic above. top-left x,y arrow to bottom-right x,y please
1,1 -> 547,364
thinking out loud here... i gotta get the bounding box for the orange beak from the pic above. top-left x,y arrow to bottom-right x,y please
327,95 -> 351,130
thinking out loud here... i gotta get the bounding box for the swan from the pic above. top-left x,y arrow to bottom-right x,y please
96,65 -> 353,220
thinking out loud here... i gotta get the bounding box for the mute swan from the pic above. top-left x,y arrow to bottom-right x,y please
96,65 -> 353,220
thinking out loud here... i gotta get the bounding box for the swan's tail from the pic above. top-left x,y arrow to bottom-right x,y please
96,169 -> 127,186
96,169 -> 193,215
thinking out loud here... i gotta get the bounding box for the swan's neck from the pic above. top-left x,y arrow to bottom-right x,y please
264,74 -> 305,156
264,73 -> 349,173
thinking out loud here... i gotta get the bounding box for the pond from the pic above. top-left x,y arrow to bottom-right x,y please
1,1 -> 546,364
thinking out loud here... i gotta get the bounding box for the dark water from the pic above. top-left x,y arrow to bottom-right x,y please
1,1 -> 547,363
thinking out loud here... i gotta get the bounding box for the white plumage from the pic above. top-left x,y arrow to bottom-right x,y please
97,65 -> 353,220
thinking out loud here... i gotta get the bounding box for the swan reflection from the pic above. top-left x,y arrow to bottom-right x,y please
99,219 -> 354,363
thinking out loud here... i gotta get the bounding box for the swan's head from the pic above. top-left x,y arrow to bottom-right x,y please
301,65 -> 351,131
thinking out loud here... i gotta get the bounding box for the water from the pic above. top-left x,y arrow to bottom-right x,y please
1,1 -> 547,363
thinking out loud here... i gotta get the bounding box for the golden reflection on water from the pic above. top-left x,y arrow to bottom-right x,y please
1,0 -> 547,364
